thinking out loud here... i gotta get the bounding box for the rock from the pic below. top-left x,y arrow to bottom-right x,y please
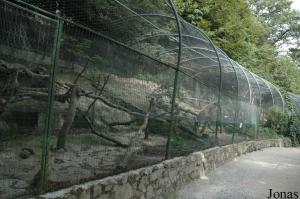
19,148 -> 34,159
146,185 -> 155,198
13,180 -> 29,189
56,148 -> 67,153
138,176 -> 147,192
54,158 -> 64,164
93,184 -> 103,197
150,169 -> 163,182
94,101 -> 132,127
0,98 -> 6,104
105,185 -> 113,192
112,184 -> 133,199
0,120 -> 10,134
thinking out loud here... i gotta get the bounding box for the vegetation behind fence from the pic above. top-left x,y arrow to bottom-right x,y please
0,0 -> 300,198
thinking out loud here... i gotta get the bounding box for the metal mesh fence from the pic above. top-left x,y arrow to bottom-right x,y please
0,0 -> 300,198
0,0 -> 58,197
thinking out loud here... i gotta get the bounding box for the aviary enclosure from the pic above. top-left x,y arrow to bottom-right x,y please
0,0 -> 299,198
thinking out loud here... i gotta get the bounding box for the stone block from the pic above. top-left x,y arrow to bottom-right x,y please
112,184 -> 133,199
150,169 -> 163,182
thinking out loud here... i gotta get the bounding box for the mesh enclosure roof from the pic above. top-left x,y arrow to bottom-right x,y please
9,0 -> 290,111
2,1 -> 300,197
8,0 -> 300,136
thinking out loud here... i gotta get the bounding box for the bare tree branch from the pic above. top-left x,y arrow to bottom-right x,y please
77,108 -> 128,148
117,98 -> 155,169
87,75 -> 110,113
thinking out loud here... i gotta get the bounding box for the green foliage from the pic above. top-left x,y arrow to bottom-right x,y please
289,48 -> 300,68
263,108 -> 290,136
259,127 -> 279,139
174,0 -> 300,94
282,90 -> 300,144
171,135 -> 188,151
249,0 -> 300,46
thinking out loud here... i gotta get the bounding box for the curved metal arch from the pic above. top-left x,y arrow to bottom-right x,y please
243,68 -> 261,106
165,0 -> 182,159
237,64 -> 252,103
246,70 -> 263,140
189,65 -> 222,78
180,56 -> 231,64
112,0 -> 223,77
188,23 -> 223,145
247,71 -> 262,108
181,56 -> 219,63
269,82 -> 285,112
129,33 -> 209,46
159,46 -> 216,55
261,78 -> 275,108
113,0 -> 163,30
216,48 -> 239,144
110,13 -> 176,25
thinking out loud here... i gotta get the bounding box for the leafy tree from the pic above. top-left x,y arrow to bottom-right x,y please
248,0 -> 300,48
289,47 -> 300,68
174,0 -> 300,95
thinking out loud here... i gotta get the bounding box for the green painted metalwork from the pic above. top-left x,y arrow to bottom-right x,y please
165,0 -> 182,160
40,16 -> 63,191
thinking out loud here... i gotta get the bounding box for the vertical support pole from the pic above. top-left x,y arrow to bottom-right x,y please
248,71 -> 262,140
40,17 -> 63,191
262,79 -> 275,107
196,34 -> 222,146
238,65 -> 253,139
239,65 -> 252,103
271,82 -> 285,112
226,58 -> 239,144
184,24 -> 223,146
165,0 -> 182,159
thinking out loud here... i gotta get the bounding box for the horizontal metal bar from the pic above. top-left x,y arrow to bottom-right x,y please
3,0 -> 56,22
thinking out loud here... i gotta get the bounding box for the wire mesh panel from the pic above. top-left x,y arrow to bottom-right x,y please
290,93 -> 300,116
0,0 -> 57,198
269,83 -> 284,112
169,72 -> 217,158
255,76 -> 276,139
240,68 -> 261,140
179,20 -> 221,91
216,49 -> 239,146
40,20 -> 175,191
1,0 -> 300,197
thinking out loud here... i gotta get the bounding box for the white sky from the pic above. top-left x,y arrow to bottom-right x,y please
292,0 -> 300,11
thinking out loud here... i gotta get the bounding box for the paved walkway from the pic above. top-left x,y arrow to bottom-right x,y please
176,147 -> 300,199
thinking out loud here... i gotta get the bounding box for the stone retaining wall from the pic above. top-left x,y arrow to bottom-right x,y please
35,138 -> 292,199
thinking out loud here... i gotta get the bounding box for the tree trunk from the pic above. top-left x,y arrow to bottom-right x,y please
199,121 -> 208,135
56,85 -> 80,149
117,98 -> 154,169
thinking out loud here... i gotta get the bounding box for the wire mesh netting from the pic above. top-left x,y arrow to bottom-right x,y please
0,0 -> 300,198
0,0 -> 58,197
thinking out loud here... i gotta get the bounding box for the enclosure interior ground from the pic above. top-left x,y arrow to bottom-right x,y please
0,0 -> 300,198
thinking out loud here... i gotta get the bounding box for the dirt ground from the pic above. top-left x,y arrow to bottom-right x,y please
0,125 -> 249,199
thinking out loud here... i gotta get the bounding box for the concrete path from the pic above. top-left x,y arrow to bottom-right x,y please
176,147 -> 300,199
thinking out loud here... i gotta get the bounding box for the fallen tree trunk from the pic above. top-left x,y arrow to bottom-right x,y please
77,109 -> 128,148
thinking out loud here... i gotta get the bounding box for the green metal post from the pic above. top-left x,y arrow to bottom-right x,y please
192,29 -> 223,147
40,17 -> 63,191
165,0 -> 182,160
247,71 -> 262,140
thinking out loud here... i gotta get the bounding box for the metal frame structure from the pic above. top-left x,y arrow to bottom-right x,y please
1,0 -> 299,197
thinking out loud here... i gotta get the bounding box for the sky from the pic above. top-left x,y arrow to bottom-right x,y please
292,0 -> 300,11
